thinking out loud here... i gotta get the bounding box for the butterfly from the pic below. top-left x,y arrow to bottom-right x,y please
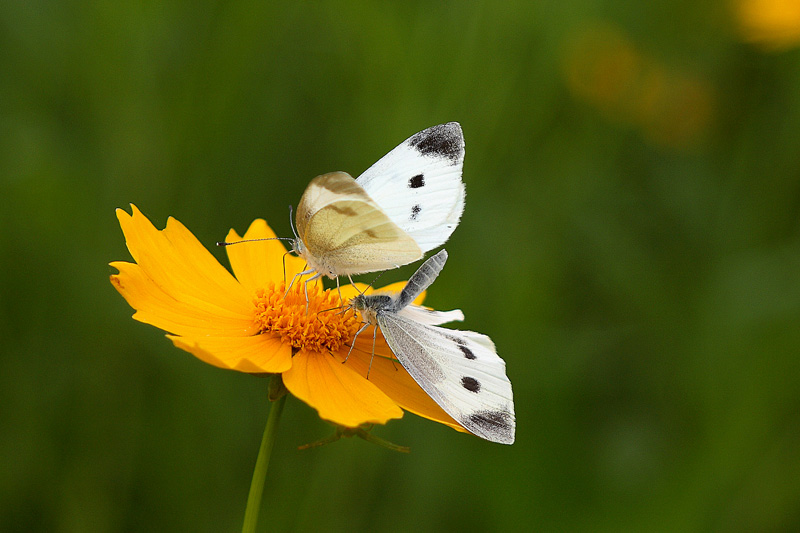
293,122 -> 465,284
350,249 -> 515,445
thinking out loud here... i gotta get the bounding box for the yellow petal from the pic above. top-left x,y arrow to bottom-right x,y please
110,261 -> 256,337
341,330 -> 467,433
225,219 -> 309,294
168,334 -> 292,373
283,348 -> 403,427
116,205 -> 252,318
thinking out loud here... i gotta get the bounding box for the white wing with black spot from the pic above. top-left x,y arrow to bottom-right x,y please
356,123 -> 465,253
350,249 -> 514,444
377,311 -> 515,444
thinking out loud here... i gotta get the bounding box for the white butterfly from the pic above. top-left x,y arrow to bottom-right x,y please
351,249 -> 515,445
293,122 -> 465,282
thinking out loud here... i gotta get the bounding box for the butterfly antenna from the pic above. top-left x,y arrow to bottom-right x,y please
347,274 -> 369,298
365,271 -> 385,292
287,205 -> 299,244
216,237 -> 294,247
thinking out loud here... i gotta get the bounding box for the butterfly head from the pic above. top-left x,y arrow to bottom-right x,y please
350,293 -> 394,325
290,237 -> 336,279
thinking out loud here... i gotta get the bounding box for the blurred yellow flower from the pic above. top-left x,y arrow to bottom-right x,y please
562,22 -> 714,149
736,0 -> 800,50
110,205 -> 465,432
562,25 -> 643,119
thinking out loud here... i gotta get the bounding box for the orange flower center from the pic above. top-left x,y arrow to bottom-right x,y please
252,281 -> 360,353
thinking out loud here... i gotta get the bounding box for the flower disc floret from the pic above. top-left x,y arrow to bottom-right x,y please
253,281 -> 359,353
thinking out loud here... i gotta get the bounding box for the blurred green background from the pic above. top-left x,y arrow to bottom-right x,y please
3,0 -> 800,531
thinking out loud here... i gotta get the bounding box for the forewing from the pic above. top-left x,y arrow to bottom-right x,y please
356,123 -> 465,253
296,172 -> 422,276
378,313 -> 515,444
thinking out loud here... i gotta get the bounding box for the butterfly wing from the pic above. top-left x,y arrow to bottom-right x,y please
397,305 -> 464,326
377,312 -> 515,444
296,172 -> 422,277
356,123 -> 465,253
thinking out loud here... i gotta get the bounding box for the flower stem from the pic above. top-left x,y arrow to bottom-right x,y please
242,386 -> 287,533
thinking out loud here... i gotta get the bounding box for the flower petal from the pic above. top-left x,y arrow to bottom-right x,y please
168,334 -> 292,373
110,262 -> 257,337
341,331 -> 468,433
225,220 -> 309,294
116,205 -> 252,319
283,348 -> 403,427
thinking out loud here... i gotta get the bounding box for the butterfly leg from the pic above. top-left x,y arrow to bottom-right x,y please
366,324 -> 378,380
284,267 -> 307,297
281,251 -> 290,285
303,276 -> 322,313
335,276 -> 344,306
284,267 -> 321,313
344,321 -> 371,363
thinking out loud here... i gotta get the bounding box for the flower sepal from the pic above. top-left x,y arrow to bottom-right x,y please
268,374 -> 288,402
298,423 -> 411,454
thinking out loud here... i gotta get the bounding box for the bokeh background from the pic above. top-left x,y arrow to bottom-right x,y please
3,0 -> 800,531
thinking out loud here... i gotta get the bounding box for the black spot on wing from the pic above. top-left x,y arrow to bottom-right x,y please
410,204 -> 421,221
461,376 -> 481,393
458,344 -> 476,360
409,174 -> 425,188
449,335 -> 476,360
408,123 -> 463,163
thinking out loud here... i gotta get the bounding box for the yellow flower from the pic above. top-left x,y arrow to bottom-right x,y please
736,0 -> 800,50
110,205 -> 465,432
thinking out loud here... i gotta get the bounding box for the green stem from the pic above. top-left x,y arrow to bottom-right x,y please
242,391 -> 287,533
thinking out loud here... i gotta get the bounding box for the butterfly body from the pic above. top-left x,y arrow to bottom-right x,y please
294,123 -> 465,281
351,250 -> 516,445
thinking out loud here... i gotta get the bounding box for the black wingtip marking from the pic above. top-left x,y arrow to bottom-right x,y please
410,204 -> 421,221
467,410 -> 514,435
409,174 -> 425,188
461,376 -> 481,393
408,123 -> 463,163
